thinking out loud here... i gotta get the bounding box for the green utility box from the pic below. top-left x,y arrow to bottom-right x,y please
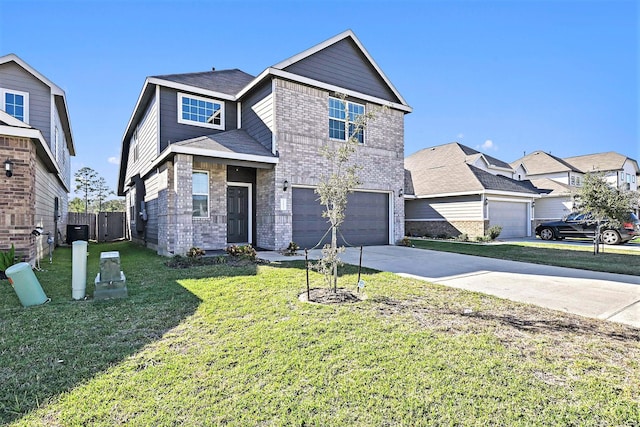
6,262 -> 49,307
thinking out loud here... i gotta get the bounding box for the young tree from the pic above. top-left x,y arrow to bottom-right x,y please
74,167 -> 98,213
575,172 -> 637,253
101,198 -> 126,212
313,95 -> 380,292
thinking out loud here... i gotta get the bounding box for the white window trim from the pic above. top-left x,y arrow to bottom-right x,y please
328,96 -> 365,144
177,92 -> 225,130
54,126 -> 59,162
131,127 -> 139,163
192,170 -> 210,218
1,88 -> 30,123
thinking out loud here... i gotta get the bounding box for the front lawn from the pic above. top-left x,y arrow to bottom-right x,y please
410,239 -> 640,276
1,242 -> 639,425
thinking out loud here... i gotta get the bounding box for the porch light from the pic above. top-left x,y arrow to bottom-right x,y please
4,159 -> 13,178
283,180 -> 289,191
398,188 -> 403,197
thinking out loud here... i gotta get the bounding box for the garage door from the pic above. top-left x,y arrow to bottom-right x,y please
292,188 -> 389,248
489,201 -> 528,238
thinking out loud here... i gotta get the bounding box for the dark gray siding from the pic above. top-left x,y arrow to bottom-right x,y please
159,87 -> 238,152
241,80 -> 273,151
0,61 -> 52,143
283,38 -> 400,103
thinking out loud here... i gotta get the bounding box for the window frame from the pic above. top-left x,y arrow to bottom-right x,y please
192,170 -> 210,218
178,92 -> 225,130
1,88 -> 29,123
328,96 -> 365,144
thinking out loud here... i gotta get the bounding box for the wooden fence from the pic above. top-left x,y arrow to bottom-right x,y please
67,212 -> 127,242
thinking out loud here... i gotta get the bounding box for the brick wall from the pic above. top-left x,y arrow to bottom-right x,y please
268,79 -> 406,250
406,220 -> 487,239
192,161 -> 226,250
0,136 -> 37,263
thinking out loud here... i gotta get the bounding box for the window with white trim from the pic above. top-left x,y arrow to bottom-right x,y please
329,97 -> 365,144
192,171 -> 209,218
178,93 -> 224,130
1,88 -> 29,123
131,128 -> 139,163
54,126 -> 59,161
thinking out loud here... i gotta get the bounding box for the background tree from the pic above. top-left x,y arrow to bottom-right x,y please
574,172 -> 637,253
313,95 -> 380,292
100,198 -> 126,212
94,176 -> 114,212
69,197 -> 85,213
74,167 -> 98,213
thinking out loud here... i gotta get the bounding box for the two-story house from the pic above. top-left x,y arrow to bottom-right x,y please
511,150 -> 640,223
117,30 -> 411,255
404,142 -> 539,239
0,54 -> 75,264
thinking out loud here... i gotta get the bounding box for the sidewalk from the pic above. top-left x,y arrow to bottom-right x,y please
258,245 -> 640,328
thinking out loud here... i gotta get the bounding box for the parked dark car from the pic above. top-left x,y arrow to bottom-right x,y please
535,212 -> 640,245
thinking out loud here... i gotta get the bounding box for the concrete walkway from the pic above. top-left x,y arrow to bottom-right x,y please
258,245 -> 640,328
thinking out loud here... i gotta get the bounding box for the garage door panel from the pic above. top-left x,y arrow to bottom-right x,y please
489,201 -> 528,238
292,188 -> 389,248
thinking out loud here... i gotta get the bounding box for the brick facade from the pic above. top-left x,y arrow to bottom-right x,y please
406,220 -> 488,239
0,136 -> 37,263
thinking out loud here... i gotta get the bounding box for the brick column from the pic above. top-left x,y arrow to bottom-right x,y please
172,154 -> 193,255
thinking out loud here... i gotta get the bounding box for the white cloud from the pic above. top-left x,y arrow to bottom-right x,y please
457,133 -> 464,139
480,139 -> 496,151
108,156 -> 120,165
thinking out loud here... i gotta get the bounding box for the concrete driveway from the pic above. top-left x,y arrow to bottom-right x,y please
259,245 -> 640,328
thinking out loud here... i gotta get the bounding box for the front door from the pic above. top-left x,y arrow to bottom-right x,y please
227,186 -> 249,243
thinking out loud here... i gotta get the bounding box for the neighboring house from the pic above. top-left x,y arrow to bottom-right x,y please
404,142 -> 539,239
117,30 -> 411,255
511,150 -> 640,223
0,54 -> 75,265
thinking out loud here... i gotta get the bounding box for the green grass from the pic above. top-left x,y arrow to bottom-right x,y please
1,242 -> 639,425
410,239 -> 640,276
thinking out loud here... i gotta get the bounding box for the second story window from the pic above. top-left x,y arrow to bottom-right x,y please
1,89 -> 29,123
329,97 -> 365,144
131,128 -> 139,163
178,93 -> 224,130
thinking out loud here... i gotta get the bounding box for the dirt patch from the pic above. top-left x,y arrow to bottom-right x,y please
299,288 -> 364,304
165,255 -> 268,269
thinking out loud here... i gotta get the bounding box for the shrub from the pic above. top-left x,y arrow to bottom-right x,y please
487,225 -> 503,241
456,233 -> 469,242
0,244 -> 17,273
285,242 -> 299,256
187,247 -> 206,258
400,236 -> 411,247
437,233 -> 449,240
225,244 -> 257,260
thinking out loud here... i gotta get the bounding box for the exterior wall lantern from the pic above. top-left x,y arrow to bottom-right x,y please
283,180 -> 289,191
4,159 -> 13,178
398,188 -> 403,197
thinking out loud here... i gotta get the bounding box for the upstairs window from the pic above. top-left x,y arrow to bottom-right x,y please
329,97 -> 365,144
1,89 -> 29,123
192,171 -> 209,218
178,93 -> 224,130
131,128 -> 139,163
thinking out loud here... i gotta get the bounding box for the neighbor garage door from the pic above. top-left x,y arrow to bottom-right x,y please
489,201 -> 528,238
292,188 -> 389,248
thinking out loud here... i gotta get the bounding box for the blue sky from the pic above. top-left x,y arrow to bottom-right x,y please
0,0 -> 637,198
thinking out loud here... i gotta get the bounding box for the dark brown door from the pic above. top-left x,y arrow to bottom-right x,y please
227,186 -> 249,243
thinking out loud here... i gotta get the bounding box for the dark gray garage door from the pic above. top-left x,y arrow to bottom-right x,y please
292,188 -> 389,248
489,201 -> 528,238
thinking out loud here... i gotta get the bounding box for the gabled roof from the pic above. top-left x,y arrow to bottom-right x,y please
510,150 -> 581,175
237,30 -> 412,113
0,53 -> 76,155
151,69 -> 255,96
405,142 -> 536,197
172,129 -> 275,159
564,151 -> 637,173
529,178 -> 571,196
